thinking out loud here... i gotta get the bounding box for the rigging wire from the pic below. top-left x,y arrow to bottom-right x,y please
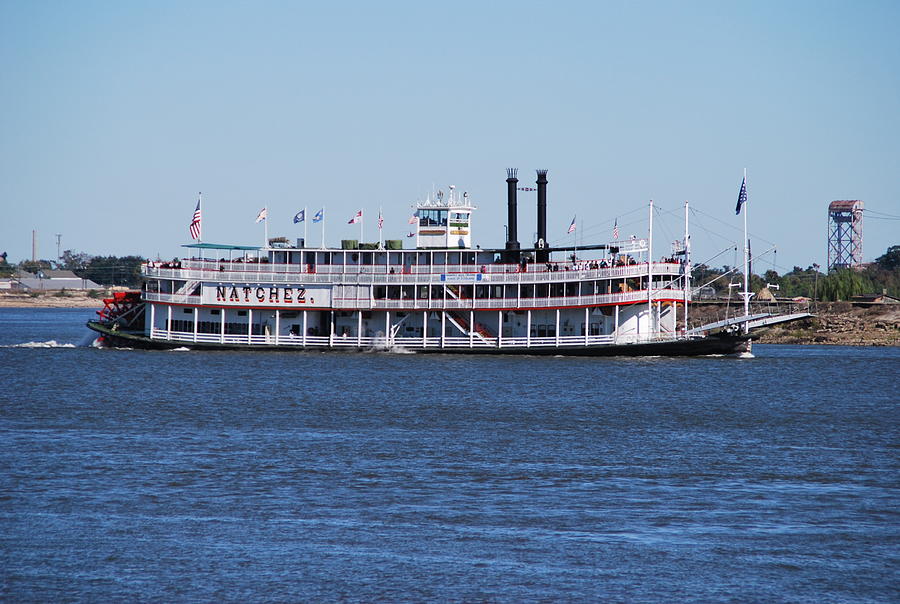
863,208 -> 900,219
689,207 -> 778,248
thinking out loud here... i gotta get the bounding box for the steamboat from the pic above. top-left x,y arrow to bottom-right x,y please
87,170 -> 808,355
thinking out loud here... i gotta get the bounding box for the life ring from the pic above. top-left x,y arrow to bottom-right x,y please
537,238 -> 545,250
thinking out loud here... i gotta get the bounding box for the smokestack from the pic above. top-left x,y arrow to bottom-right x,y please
535,169 -> 548,262
505,168 -> 520,261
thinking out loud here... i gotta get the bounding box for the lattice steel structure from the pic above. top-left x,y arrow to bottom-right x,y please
827,200 -> 864,271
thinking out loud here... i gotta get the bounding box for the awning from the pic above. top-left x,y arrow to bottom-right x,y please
181,243 -> 261,251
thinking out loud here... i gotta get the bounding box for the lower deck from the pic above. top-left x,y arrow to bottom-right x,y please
145,300 -> 686,352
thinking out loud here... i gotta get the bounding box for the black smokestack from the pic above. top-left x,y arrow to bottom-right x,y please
505,168 -> 520,261
536,169 -> 548,262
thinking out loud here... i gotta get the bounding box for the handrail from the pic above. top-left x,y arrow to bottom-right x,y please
144,289 -> 689,309
144,261 -> 681,285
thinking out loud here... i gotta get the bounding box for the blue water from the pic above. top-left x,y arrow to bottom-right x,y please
1,308 -> 898,602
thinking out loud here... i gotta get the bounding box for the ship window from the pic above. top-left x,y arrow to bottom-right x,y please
419,209 -> 448,226
183,308 -> 194,314
237,310 -> 247,317
475,285 -> 487,299
505,285 -> 517,298
211,309 -> 220,315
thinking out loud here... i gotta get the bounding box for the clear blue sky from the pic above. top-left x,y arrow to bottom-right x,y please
2,0 -> 898,272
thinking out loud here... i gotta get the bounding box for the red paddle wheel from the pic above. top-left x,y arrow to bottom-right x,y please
96,291 -> 146,331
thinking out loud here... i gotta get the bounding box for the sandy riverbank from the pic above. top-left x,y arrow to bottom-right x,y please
0,291 -> 107,308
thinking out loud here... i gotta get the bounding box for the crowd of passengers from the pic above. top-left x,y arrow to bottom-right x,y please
158,254 -> 681,272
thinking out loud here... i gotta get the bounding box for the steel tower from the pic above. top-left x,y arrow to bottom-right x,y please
827,200 -> 864,271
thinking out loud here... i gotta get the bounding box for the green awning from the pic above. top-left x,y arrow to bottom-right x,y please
181,243 -> 261,251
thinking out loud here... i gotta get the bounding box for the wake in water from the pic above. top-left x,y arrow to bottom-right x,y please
4,340 -> 77,348
3,330 -> 101,349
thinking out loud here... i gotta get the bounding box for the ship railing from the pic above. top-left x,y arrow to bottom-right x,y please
150,329 -> 683,349
143,292 -> 200,304
351,290 -> 683,310
144,261 -> 680,285
142,288 -> 688,309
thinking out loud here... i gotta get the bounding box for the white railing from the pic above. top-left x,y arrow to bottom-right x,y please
149,328 -> 683,350
142,288 -> 688,310
145,261 -> 682,285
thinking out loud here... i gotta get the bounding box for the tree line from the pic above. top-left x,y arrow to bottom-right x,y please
2,250 -> 145,288
693,245 -> 899,301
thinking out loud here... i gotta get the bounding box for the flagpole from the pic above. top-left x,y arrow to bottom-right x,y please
360,211 -> 364,244
742,168 -> 750,332
322,211 -> 326,249
684,199 -> 690,335
304,206 -> 308,247
378,206 -> 383,249
264,205 -> 269,248
648,199 -> 654,336
573,215 -> 577,261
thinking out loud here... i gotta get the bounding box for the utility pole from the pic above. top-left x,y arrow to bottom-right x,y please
56,234 -> 62,262
813,263 -> 820,309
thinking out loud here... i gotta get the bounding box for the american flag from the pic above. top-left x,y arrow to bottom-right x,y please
377,211 -> 384,230
348,209 -> 362,224
408,214 -> 418,224
735,177 -> 748,215
612,219 -> 619,240
567,216 -> 577,234
189,197 -> 201,240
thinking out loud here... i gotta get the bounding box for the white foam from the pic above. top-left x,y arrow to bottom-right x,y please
5,340 -> 77,349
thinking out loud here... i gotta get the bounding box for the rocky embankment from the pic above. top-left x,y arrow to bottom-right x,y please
691,301 -> 900,346
754,302 -> 900,346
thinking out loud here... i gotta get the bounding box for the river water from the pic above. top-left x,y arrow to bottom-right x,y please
1,308 -> 898,602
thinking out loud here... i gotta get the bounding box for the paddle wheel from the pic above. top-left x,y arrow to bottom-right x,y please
96,291 -> 146,332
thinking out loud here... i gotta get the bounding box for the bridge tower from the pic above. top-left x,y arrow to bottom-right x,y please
827,200 -> 864,271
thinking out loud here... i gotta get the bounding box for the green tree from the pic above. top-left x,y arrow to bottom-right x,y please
79,255 -> 145,287
820,268 -> 874,301
17,259 -> 53,274
57,249 -> 93,270
874,245 -> 900,271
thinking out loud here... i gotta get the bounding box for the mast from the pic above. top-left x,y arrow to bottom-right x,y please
648,199 -> 653,337
684,199 -> 690,335
742,168 -> 750,333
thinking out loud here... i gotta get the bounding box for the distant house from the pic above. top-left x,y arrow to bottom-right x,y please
10,270 -> 102,291
851,292 -> 900,306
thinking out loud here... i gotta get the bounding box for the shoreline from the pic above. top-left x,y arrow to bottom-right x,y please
2,293 -> 897,346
